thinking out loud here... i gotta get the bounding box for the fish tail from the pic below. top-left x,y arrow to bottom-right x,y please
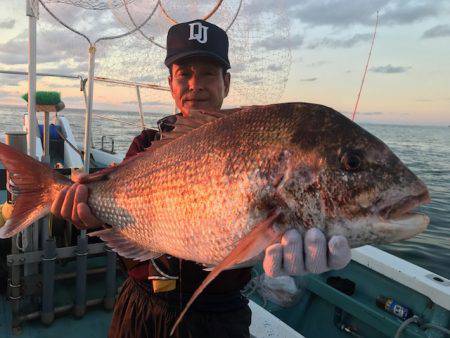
0,142 -> 70,238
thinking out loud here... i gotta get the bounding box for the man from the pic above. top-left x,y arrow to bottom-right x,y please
51,20 -> 351,338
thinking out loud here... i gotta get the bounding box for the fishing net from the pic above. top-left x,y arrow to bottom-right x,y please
43,0 -> 135,10
99,0 -> 293,105
243,272 -> 303,308
6,0 -> 292,108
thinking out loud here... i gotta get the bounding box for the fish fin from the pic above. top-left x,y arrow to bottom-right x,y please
0,142 -> 69,238
76,145 -> 160,184
75,158 -> 137,184
77,108 -> 236,183
70,167 -> 117,184
202,252 -> 264,272
151,109 -> 239,151
170,209 -> 283,336
88,228 -> 162,261
174,109 -> 231,131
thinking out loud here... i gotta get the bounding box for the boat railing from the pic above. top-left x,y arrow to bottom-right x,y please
0,69 -> 174,152
101,135 -> 115,154
0,69 -> 173,331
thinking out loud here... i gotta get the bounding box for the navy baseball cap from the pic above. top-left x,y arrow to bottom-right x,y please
165,19 -> 230,69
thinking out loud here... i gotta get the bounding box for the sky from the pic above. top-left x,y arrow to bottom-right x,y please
0,0 -> 449,126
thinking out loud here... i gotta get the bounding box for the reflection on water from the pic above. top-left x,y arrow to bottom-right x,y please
0,107 -> 449,278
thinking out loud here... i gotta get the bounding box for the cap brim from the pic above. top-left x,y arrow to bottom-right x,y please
165,51 -> 230,69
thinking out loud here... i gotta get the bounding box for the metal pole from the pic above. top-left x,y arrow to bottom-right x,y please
26,0 -> 37,159
25,0 -> 39,278
104,247 -> 116,310
43,111 -> 50,164
82,44 -> 96,174
80,78 -> 95,149
41,238 -> 56,325
135,85 -> 146,130
74,235 -> 88,317
75,44 -> 96,317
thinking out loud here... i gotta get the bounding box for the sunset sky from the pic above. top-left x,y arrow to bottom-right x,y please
0,0 -> 449,126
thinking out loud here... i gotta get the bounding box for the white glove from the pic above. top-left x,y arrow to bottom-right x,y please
263,228 -> 351,277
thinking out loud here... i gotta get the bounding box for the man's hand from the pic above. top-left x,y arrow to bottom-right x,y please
51,174 -> 104,230
263,228 -> 351,277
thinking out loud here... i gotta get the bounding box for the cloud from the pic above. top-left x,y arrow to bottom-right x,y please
0,19 -> 14,29
300,77 -> 317,82
422,24 -> 450,38
0,75 -> 26,86
306,60 -> 328,67
243,76 -> 263,85
0,7 -> 126,68
38,61 -> 89,76
0,29 -> 87,66
243,0 -> 301,16
293,0 -> 384,27
267,64 -> 283,72
307,33 -> 371,49
370,64 -> 411,74
292,0 -> 447,27
39,6 -> 122,39
230,63 -> 246,74
358,111 -> 384,116
257,34 -> 303,50
381,1 -> 444,25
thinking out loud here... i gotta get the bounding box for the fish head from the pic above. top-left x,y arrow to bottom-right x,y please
283,103 -> 430,247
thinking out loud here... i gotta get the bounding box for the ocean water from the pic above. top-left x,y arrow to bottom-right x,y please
0,105 -> 449,279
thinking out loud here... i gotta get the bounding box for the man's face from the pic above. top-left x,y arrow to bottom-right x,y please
168,58 -> 230,117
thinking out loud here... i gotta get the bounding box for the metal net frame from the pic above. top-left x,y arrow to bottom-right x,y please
103,0 -> 293,106
42,0 -> 135,10
37,0 -> 159,173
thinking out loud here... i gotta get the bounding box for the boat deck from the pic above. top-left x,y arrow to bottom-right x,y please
1,297 -> 112,338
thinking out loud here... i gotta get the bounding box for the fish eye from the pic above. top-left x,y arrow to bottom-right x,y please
341,151 -> 363,172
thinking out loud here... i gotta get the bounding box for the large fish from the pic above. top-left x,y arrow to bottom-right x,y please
0,102 -> 430,333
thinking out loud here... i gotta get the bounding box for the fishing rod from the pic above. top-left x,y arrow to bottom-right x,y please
352,11 -> 379,121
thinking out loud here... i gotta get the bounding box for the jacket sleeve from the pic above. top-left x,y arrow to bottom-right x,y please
124,128 -> 159,160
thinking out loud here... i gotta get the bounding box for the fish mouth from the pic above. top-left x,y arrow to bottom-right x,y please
373,190 -> 431,242
380,190 -> 430,220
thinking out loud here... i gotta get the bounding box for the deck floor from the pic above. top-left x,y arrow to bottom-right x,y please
0,295 -> 113,338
